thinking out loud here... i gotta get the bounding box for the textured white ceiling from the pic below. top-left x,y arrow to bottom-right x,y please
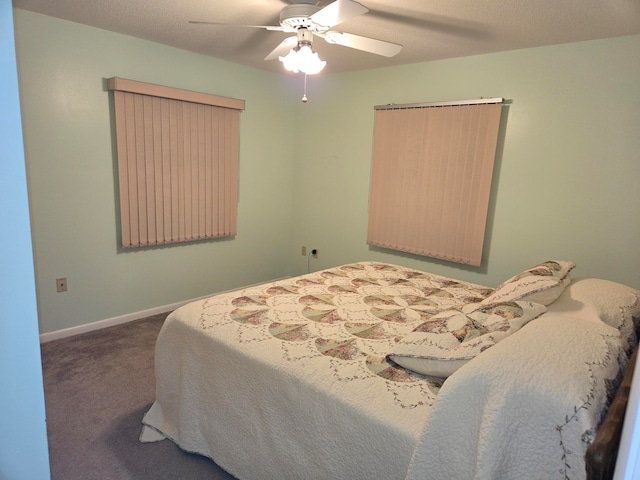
12,0 -> 640,74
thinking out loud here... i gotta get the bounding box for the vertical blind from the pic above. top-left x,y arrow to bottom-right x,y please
108,78 -> 244,249
367,99 -> 503,266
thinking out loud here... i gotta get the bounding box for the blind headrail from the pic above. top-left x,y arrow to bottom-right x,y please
374,97 -> 503,111
107,77 -> 245,111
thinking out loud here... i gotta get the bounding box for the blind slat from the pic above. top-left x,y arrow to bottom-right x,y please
124,93 -> 139,247
205,106 -> 213,238
152,96 -> 164,242
170,100 -> 180,241
113,92 -> 130,247
182,104 -> 192,241
143,95 -> 156,245
197,104 -> 206,238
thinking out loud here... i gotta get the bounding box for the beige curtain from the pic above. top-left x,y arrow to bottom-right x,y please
108,78 -> 244,248
367,101 -> 503,266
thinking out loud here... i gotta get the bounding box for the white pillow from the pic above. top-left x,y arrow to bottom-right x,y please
547,277 -> 640,352
388,301 -> 547,378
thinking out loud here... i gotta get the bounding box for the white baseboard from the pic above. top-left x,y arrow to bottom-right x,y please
39,296 -> 201,343
39,276 -> 290,343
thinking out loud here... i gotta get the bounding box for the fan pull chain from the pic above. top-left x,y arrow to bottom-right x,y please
302,73 -> 308,103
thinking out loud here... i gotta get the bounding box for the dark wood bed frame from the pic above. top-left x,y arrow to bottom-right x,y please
586,347 -> 638,479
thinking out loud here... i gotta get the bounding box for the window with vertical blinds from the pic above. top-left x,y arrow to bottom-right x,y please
108,77 -> 245,249
367,99 -> 503,266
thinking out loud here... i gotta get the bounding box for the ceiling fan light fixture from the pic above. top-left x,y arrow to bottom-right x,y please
279,44 -> 326,75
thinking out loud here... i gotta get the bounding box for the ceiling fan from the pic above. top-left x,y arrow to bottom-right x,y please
190,0 -> 403,71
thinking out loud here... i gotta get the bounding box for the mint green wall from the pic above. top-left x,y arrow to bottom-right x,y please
14,8 -> 640,336
291,35 -> 640,289
14,10 -> 298,334
1,2 -> 49,477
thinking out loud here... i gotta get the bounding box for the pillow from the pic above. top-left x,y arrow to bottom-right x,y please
547,277 -> 640,353
479,260 -> 576,306
534,260 -> 575,280
387,301 -> 547,378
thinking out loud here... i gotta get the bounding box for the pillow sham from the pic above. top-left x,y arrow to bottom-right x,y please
387,301 -> 547,378
479,260 -> 575,306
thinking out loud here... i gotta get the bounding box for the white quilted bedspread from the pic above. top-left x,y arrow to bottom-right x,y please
406,314 -> 626,480
140,262 -> 629,480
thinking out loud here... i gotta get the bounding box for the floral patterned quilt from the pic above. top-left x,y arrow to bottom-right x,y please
141,261 -> 493,479
207,261 -> 492,400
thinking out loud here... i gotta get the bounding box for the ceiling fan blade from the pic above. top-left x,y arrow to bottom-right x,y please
189,21 -> 284,32
309,0 -> 368,29
264,36 -> 298,60
319,31 -> 402,57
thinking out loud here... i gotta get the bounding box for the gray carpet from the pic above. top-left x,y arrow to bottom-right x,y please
40,313 -> 237,480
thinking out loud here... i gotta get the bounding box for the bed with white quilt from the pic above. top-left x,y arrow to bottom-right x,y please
140,260 -> 640,480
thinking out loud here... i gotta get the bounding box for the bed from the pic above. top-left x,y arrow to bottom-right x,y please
140,260 -> 640,480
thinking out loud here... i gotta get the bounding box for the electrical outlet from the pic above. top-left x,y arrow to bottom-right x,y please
56,277 -> 68,293
301,246 -> 307,256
